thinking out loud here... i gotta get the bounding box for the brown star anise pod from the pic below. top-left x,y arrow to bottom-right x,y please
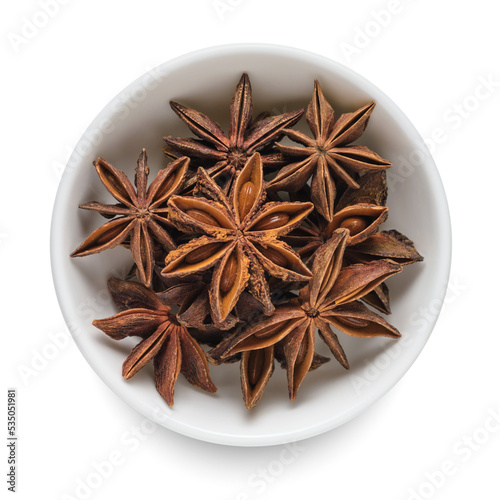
163,73 -> 304,192
286,172 -> 423,313
267,80 -> 391,221
71,150 -> 189,288
210,229 -> 402,402
92,278 -> 216,406
161,152 -> 314,327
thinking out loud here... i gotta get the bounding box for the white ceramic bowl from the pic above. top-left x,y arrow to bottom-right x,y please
51,44 -> 451,446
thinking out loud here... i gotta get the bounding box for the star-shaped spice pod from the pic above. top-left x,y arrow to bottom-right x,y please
92,278 -> 216,406
161,152 -> 314,327
267,80 -> 391,221
286,172 -> 423,313
209,229 -> 402,402
163,73 -> 304,192
71,150 -> 189,288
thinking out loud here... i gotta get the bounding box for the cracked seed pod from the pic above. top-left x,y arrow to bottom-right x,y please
210,229 -> 402,401
93,278 -> 216,406
71,151 -> 189,288
267,80 -> 391,221
161,152 -> 313,326
164,73 -> 304,193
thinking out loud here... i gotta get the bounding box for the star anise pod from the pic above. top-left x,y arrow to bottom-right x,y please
286,172 -> 390,260
92,278 -> 216,406
161,152 -> 314,327
267,80 -> 391,221
210,229 -> 402,401
71,150 -> 189,288
163,73 -> 304,192
286,172 -> 423,313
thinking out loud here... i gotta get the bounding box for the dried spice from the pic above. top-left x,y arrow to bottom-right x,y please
209,230 -> 402,402
267,80 -> 391,221
70,74 -> 423,408
164,73 -> 304,192
71,150 -> 189,288
162,152 -> 313,326
93,278 -> 216,406
285,172 -> 423,313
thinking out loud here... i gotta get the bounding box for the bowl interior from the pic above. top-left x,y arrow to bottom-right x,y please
51,44 -> 451,446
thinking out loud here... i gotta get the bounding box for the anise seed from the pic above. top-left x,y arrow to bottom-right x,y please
247,351 -> 264,387
220,253 -> 238,293
185,243 -> 223,264
340,217 -> 368,236
238,181 -> 257,220
253,212 -> 290,231
336,316 -> 370,328
259,246 -> 288,267
186,209 -> 220,227
254,321 -> 287,339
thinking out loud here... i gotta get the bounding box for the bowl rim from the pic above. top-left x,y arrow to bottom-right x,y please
50,42 -> 452,446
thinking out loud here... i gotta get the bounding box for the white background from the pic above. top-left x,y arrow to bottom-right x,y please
3,1 -> 499,499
